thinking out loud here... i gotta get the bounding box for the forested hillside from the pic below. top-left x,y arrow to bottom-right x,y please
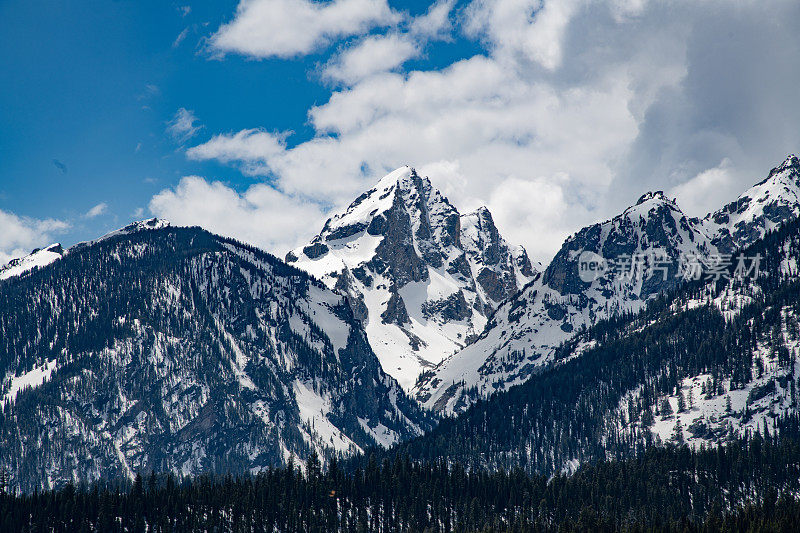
3,429 -> 800,531
0,224 -> 429,492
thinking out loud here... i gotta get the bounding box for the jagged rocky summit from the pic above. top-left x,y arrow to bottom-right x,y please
286,166 -> 537,390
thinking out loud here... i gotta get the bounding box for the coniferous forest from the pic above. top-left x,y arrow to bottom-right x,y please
3,431 -> 800,532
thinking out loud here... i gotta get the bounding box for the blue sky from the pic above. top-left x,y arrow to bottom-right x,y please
0,0 -> 477,260
2,0 -> 800,265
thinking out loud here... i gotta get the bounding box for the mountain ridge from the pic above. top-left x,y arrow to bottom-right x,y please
372,212 -> 800,475
0,224 -> 430,491
416,154 -> 800,414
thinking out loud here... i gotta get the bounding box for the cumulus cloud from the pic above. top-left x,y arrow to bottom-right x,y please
321,0 -> 455,85
167,108 -> 203,144
148,176 -> 326,255
84,202 -> 108,219
0,209 -> 69,266
487,176 -> 580,261
323,34 -> 420,84
607,1 -> 800,213
410,0 -> 455,39
209,0 -> 399,59
464,0 -> 583,70
668,159 -> 740,218
186,0 -> 800,264
186,129 -> 285,173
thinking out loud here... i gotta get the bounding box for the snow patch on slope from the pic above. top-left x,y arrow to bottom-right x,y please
294,380 -> 359,453
3,359 -> 57,403
0,244 -> 63,281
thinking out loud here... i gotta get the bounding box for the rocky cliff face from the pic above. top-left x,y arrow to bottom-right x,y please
416,155 -> 800,414
0,222 -> 429,492
286,167 -> 536,390
701,155 -> 800,252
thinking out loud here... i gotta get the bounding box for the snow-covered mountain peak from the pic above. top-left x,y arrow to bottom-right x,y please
68,217 -> 172,253
0,224 -> 429,490
100,217 -> 171,240
543,189 -> 710,298
622,190 -> 683,222
287,167 -> 536,390
123,217 -> 171,232
460,206 -> 539,294
1,219 -> 172,282
702,154 -> 800,252
0,243 -> 65,281
635,190 -> 672,206
317,166 -> 413,240
767,153 -> 800,177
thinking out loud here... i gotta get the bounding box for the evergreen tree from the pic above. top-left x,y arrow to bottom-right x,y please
641,407 -> 655,428
660,398 -> 674,419
671,420 -> 685,445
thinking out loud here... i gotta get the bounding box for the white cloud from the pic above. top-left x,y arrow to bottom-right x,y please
464,0 -> 583,69
188,55 -> 638,262
167,108 -> 203,144
173,27 -> 190,48
670,159 -> 739,218
209,0 -> 399,59
148,176 -> 326,256
186,129 -> 285,169
189,0 -> 800,263
322,0 -> 455,85
84,203 -> 108,219
0,209 -> 69,266
323,34 -> 419,84
410,0 -> 455,39
488,177 -> 580,261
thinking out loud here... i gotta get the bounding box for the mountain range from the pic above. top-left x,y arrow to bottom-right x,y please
379,208 -> 800,475
1,154 -> 800,491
